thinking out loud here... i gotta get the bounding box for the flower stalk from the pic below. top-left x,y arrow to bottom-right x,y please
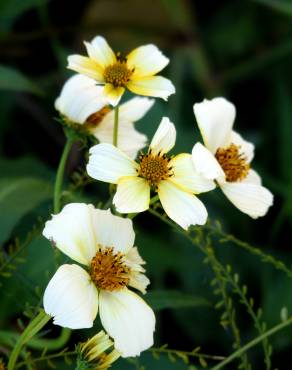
113,105 -> 119,147
53,131 -> 76,214
7,309 -> 51,370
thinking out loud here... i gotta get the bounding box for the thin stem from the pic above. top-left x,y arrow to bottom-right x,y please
0,328 -> 70,351
16,350 -> 76,368
206,223 -> 292,278
113,105 -> 119,147
210,317 -> 292,370
53,134 -> 75,214
8,310 -> 51,370
150,346 -> 225,361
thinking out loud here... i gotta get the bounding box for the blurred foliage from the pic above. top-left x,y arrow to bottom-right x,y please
1,0 -> 292,369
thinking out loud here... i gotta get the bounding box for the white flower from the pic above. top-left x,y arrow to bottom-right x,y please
87,117 -> 215,230
192,97 -> 273,218
55,74 -> 154,158
67,35 -> 175,106
43,203 -> 155,358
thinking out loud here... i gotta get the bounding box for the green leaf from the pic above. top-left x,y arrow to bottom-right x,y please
0,177 -> 52,244
0,0 -> 48,31
0,65 -> 43,95
253,0 -> 292,17
145,290 -> 210,311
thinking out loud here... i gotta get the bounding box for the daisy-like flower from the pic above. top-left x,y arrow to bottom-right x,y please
87,117 -> 215,230
67,36 -> 175,106
55,74 -> 154,158
43,203 -> 155,357
192,97 -> 273,218
78,330 -> 120,369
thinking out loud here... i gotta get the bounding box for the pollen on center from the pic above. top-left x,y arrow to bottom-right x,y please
90,246 -> 130,291
104,56 -> 133,87
215,143 -> 250,182
138,151 -> 172,187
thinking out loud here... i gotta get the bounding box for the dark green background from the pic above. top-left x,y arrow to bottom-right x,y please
0,0 -> 292,369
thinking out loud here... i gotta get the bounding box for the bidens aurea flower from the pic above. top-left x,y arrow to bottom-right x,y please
43,204 -> 155,357
67,36 -> 175,106
192,97 -> 273,218
55,74 -> 154,159
87,118 -> 215,230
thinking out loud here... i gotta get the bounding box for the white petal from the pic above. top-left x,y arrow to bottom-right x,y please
220,182 -> 273,218
43,203 -> 97,265
113,176 -> 150,213
193,97 -> 236,153
243,169 -> 262,185
158,180 -> 208,229
43,264 -> 98,329
127,76 -> 175,101
170,153 -> 215,193
118,97 -> 155,122
228,130 -> 255,163
102,84 -> 125,107
55,74 -> 107,124
67,55 -> 104,82
99,288 -> 155,357
191,142 -> 225,182
93,119 -> 147,159
87,143 -> 138,184
150,117 -> 176,155
129,272 -> 150,294
127,44 -> 169,78
125,247 -> 146,272
84,36 -> 116,68
91,208 -> 135,254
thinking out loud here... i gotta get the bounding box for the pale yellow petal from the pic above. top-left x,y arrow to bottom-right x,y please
127,76 -> 175,100
103,84 -> 125,107
67,55 -> 104,82
87,143 -> 138,184
170,153 -> 215,193
84,36 -> 116,68
220,182 -> 273,218
158,180 -> 208,229
193,97 -> 235,153
149,117 -> 176,155
127,44 -> 169,78
113,176 -> 150,213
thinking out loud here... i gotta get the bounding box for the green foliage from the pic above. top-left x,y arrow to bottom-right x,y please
0,65 -> 43,95
1,0 -> 292,369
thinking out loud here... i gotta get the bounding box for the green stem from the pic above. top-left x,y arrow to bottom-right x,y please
113,105 -> 119,147
0,328 -> 70,351
8,310 -> 51,370
16,350 -> 76,368
211,317 -> 292,370
53,134 -> 75,214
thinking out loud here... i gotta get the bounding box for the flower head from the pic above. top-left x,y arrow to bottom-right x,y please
55,74 -> 154,158
192,97 -> 273,218
87,118 -> 215,230
78,330 -> 120,369
67,36 -> 175,106
43,204 -> 155,357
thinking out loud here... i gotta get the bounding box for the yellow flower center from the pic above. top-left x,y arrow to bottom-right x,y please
104,56 -> 133,87
85,106 -> 111,129
90,246 -> 130,291
138,151 -> 172,187
215,143 -> 250,182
